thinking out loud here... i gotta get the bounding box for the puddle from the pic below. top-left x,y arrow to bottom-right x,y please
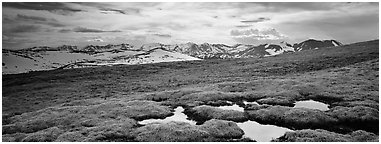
243,101 -> 260,105
294,100 -> 329,111
139,105 -> 294,142
139,106 -> 197,125
237,121 -> 293,142
217,104 -> 244,112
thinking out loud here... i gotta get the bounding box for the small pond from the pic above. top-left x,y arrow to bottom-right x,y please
243,101 -> 260,105
237,121 -> 293,142
293,100 -> 329,111
217,104 -> 244,112
138,104 -> 295,142
139,106 -> 197,125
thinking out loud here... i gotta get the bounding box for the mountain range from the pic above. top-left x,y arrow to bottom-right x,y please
2,39 -> 342,74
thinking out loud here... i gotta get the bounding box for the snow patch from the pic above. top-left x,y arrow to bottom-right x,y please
332,41 -> 339,47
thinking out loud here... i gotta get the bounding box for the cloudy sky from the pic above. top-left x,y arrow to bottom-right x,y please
2,2 -> 379,49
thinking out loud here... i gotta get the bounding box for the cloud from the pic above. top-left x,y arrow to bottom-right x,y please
16,14 -> 48,21
73,27 -> 122,33
6,25 -> 42,33
15,14 -> 66,27
74,2 -> 141,15
235,25 -> 253,28
58,29 -> 71,33
231,28 -> 288,44
152,33 -> 172,38
87,38 -> 104,42
100,8 -> 126,14
240,17 -> 270,23
3,2 -> 83,14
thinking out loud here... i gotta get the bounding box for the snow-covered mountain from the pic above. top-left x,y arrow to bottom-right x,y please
2,46 -> 200,74
2,39 -> 342,74
139,39 -> 341,59
293,39 -> 342,51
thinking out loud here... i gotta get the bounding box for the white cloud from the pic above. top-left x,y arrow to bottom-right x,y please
230,28 -> 288,45
87,38 -> 104,42
2,2 -> 378,49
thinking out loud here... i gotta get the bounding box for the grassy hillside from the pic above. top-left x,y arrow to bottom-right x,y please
2,39 -> 379,142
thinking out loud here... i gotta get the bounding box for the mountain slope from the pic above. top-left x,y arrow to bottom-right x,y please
2,47 -> 201,74
293,39 -> 343,51
2,39 -> 343,74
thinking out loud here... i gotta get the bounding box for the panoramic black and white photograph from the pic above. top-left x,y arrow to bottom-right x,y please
1,1 -> 379,142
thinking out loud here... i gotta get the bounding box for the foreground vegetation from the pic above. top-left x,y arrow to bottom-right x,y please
2,40 -> 379,142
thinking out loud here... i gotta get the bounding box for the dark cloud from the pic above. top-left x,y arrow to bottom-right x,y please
58,29 -> 71,33
152,34 -> 172,38
73,27 -> 122,33
3,2 -> 82,14
5,25 -> 42,33
74,2 -> 141,15
235,25 -> 252,28
16,14 -> 48,21
241,17 -> 270,23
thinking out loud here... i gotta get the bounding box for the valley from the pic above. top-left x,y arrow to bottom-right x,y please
2,39 -> 379,142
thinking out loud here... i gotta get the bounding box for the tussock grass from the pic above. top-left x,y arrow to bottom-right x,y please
21,127 -> 64,142
274,129 -> 378,142
184,105 -> 248,123
199,119 -> 244,139
133,119 -> 245,142
246,106 -> 337,130
2,100 -> 172,142
328,106 -> 379,133
256,97 -> 295,107
134,121 -> 211,142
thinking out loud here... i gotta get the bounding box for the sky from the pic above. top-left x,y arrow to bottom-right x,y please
2,2 -> 379,49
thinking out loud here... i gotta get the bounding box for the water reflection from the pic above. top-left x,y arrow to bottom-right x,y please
218,104 -> 244,112
243,101 -> 260,105
139,106 -> 197,125
294,100 -> 329,111
237,121 -> 293,142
